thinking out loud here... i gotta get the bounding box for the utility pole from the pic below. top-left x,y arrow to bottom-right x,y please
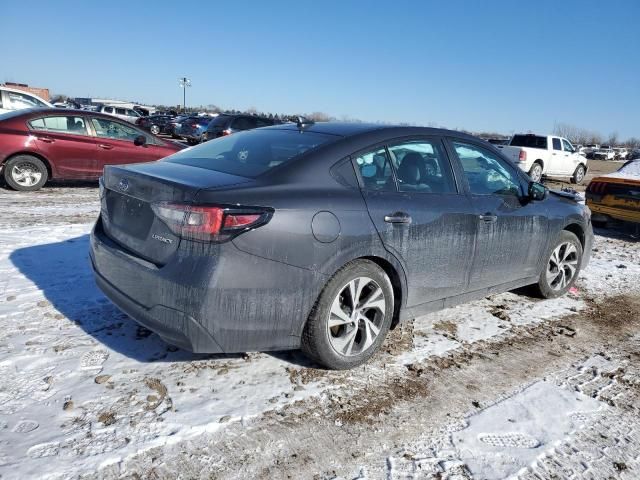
178,77 -> 191,112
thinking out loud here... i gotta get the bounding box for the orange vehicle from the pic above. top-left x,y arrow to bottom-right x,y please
586,159 -> 640,226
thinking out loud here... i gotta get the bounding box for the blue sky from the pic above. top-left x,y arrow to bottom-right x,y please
5,0 -> 639,138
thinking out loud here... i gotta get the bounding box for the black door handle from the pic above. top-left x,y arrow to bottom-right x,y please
384,212 -> 412,224
479,213 -> 498,223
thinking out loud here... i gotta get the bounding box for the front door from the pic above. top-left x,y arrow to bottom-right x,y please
89,117 -> 159,176
449,139 -> 549,290
354,138 -> 477,307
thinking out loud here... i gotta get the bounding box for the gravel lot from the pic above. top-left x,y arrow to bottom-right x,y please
0,159 -> 639,480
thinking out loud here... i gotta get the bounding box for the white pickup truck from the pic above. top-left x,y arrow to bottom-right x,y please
498,134 -> 588,184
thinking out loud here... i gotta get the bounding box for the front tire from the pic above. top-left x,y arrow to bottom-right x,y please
571,164 -> 586,184
3,155 -> 48,191
302,260 -> 394,370
535,231 -> 583,299
529,162 -> 543,183
150,125 -> 160,135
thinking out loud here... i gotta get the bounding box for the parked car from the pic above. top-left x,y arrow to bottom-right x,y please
167,114 -> 195,139
0,108 -> 183,191
90,122 -> 593,369
201,114 -> 278,142
593,145 -> 616,161
175,116 -> 212,144
613,148 -> 629,160
95,105 -> 142,124
586,159 -> 640,226
136,115 -> 176,135
498,134 -> 588,183
0,86 -> 53,114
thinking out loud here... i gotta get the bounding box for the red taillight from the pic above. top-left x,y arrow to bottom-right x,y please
151,203 -> 271,242
221,129 -> 232,136
518,150 -> 527,162
588,182 -> 607,194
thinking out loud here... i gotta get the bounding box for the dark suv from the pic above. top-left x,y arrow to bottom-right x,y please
136,115 -> 176,135
202,114 -> 278,141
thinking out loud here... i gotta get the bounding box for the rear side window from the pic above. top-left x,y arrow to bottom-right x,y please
207,115 -> 231,130
164,129 -> 335,178
388,140 -> 456,193
115,108 -> 126,115
29,116 -> 88,136
5,90 -> 48,109
510,135 -> 548,149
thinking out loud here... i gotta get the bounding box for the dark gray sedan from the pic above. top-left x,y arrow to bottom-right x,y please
90,122 -> 593,369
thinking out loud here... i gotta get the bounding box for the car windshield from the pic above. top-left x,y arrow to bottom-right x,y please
164,129 -> 335,177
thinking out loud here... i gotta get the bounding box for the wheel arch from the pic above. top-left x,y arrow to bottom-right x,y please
361,255 -> 404,329
2,151 -> 55,179
563,222 -> 585,248
533,159 -> 544,169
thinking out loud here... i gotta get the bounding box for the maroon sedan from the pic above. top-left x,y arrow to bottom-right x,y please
0,108 -> 183,191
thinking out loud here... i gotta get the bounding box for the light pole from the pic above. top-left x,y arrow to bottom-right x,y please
179,77 -> 191,112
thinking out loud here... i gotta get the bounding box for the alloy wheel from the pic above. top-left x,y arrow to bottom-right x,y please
11,162 -> 42,187
530,164 -> 543,182
150,125 -> 160,135
575,167 -> 585,183
327,277 -> 386,356
546,242 -> 579,291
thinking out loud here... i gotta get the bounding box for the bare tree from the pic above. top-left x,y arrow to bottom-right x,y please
607,132 -> 619,147
307,111 -> 331,122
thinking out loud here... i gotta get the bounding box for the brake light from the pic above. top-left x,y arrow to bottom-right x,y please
151,203 -> 272,242
222,129 -> 232,136
519,150 -> 527,162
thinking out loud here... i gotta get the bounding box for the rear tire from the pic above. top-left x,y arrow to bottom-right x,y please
302,260 -> 394,370
571,164 -> 586,184
3,155 -> 48,191
529,162 -> 543,183
535,230 -> 583,299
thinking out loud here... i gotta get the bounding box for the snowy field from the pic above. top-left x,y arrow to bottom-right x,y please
0,185 -> 639,479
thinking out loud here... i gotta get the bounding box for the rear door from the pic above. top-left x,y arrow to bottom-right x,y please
28,114 -> 100,178
354,137 -> 476,307
548,137 -> 566,174
448,139 -> 549,290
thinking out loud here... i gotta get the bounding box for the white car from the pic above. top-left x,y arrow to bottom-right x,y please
95,105 -> 141,123
0,86 -> 53,114
593,146 -> 616,161
614,148 -> 628,160
498,134 -> 588,184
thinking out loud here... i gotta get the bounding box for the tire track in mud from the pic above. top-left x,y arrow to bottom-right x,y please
90,293 -> 640,480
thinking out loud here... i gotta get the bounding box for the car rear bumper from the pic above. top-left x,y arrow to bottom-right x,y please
90,217 -> 321,353
587,199 -> 640,224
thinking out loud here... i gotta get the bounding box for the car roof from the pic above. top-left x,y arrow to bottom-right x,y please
264,121 -> 479,140
0,107 -> 143,123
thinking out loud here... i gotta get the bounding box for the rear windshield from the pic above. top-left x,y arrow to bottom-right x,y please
510,135 -> 548,149
208,115 -> 232,128
164,129 -> 335,177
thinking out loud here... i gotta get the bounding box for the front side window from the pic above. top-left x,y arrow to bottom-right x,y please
453,141 -> 522,196
164,129 -> 334,178
388,140 -> 455,193
6,91 -> 48,109
354,147 -> 394,191
91,117 -> 142,141
103,106 -> 113,114
115,108 -> 127,115
562,139 -> 574,152
29,116 -> 88,135
552,138 -> 562,150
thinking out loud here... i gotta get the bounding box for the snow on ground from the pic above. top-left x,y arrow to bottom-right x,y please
0,186 -> 639,479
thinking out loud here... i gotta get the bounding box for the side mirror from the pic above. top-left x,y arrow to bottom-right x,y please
528,181 -> 547,201
133,135 -> 147,147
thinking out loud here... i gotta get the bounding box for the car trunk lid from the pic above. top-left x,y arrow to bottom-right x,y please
101,162 -> 251,265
